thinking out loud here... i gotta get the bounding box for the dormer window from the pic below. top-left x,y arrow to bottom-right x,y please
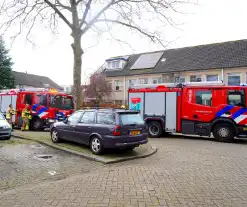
108,60 -> 120,69
105,56 -> 129,70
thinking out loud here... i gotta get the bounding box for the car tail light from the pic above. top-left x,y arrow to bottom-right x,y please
113,125 -> 121,136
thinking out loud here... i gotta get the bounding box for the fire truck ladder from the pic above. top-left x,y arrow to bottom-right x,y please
132,81 -> 225,89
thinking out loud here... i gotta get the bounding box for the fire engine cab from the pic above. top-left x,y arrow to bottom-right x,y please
128,81 -> 247,142
0,88 -> 74,130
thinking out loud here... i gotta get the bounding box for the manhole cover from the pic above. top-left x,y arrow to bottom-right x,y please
33,154 -> 55,161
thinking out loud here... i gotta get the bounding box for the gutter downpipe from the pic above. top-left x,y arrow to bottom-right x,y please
221,68 -> 224,83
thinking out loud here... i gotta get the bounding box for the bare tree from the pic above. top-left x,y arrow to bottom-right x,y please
85,72 -> 112,104
0,0 -> 195,109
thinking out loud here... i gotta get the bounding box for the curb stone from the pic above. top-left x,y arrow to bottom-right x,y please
12,134 -> 157,164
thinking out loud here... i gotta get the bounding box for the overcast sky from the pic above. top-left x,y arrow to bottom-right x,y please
2,0 -> 247,86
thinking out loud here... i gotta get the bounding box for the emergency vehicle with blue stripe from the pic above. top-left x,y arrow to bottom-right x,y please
128,81 -> 247,142
0,88 -> 74,130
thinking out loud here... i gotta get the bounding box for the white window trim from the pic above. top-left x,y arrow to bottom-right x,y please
139,78 -> 148,84
107,60 -> 121,70
114,80 -> 123,91
227,73 -> 242,85
206,74 -> 219,82
190,75 -> 202,82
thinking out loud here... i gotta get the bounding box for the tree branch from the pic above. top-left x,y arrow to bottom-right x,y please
81,0 -> 122,33
56,0 -> 72,12
79,0 -> 93,28
44,0 -> 73,29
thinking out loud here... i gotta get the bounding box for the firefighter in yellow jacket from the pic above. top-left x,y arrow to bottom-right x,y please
21,104 -> 32,131
6,104 -> 15,131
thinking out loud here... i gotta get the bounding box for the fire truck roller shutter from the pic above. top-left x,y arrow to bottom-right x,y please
144,92 -> 166,138
165,92 -> 177,132
0,95 -> 11,114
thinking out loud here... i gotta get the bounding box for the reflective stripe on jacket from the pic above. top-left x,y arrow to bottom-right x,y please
6,108 -> 15,119
22,109 -> 31,118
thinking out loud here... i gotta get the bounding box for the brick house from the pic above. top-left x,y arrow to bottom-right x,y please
101,39 -> 247,104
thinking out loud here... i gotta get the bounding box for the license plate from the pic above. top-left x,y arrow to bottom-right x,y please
129,130 -> 141,136
244,128 -> 247,131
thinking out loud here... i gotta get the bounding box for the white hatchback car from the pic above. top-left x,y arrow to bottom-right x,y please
0,112 -> 11,140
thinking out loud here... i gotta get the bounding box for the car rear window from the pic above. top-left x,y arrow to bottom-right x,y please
119,113 -> 144,125
97,112 -> 115,125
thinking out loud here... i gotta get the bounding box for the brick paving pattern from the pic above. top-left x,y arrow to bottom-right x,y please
1,137 -> 247,206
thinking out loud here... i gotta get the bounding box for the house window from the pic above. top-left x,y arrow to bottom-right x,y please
152,77 -> 163,84
114,80 -> 123,91
196,91 -> 212,106
139,78 -> 148,84
228,73 -> 241,86
206,75 -> 218,82
175,77 -> 185,83
129,79 -> 136,87
190,75 -> 202,82
108,60 -> 120,69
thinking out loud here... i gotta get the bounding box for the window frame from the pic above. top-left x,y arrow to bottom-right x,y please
24,93 -> 33,105
227,73 -> 241,86
227,89 -> 246,107
195,90 -> 213,107
175,76 -> 185,83
108,60 -> 120,69
128,79 -> 136,87
114,80 -> 123,91
79,111 -> 96,124
190,75 -> 202,82
139,78 -> 148,84
68,111 -> 84,125
206,74 -> 219,82
96,112 -> 115,125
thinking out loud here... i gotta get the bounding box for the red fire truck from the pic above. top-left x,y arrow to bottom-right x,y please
128,81 -> 247,142
0,88 -> 74,130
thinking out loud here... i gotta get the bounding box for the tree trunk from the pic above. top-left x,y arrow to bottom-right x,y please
72,32 -> 83,110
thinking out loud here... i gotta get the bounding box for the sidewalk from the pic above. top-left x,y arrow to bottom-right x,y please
12,130 -> 157,164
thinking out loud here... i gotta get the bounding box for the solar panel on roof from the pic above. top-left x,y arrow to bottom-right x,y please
130,52 -> 164,70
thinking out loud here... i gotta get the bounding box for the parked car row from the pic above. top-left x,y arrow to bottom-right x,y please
50,108 -> 148,154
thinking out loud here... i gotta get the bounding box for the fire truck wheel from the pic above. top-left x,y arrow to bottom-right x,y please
213,123 -> 234,143
32,118 -> 43,131
51,129 -> 61,143
148,121 -> 162,138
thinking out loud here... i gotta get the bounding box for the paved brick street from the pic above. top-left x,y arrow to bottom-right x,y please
1,137 -> 247,207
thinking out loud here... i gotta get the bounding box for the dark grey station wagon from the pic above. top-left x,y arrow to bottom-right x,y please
50,109 -> 148,154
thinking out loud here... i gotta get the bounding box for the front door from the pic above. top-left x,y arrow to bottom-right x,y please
60,111 -> 84,142
182,88 -> 215,136
74,111 -> 96,144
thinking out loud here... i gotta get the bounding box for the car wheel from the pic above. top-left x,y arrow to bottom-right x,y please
148,121 -> 162,138
32,118 -> 43,131
51,129 -> 61,143
90,136 -> 103,155
213,123 -> 234,143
